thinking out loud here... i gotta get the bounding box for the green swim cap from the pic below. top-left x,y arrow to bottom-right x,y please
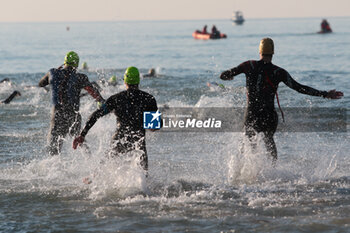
64,51 -> 79,67
124,66 -> 140,85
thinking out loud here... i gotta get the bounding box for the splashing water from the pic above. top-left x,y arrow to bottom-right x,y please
1,18 -> 349,232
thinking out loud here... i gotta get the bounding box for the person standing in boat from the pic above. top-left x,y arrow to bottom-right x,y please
211,25 -> 219,37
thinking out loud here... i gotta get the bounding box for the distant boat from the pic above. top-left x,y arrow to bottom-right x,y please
232,11 -> 245,25
192,30 -> 227,40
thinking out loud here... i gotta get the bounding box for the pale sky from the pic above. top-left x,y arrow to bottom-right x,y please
0,0 -> 349,22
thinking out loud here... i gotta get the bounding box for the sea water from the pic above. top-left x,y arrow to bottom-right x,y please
0,18 -> 349,232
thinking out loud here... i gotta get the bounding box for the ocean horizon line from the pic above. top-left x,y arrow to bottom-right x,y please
0,15 -> 349,24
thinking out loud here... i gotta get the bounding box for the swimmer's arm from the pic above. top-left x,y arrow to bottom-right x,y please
38,72 -> 49,87
282,71 -> 338,98
2,91 -> 21,104
83,78 -> 105,102
220,61 -> 248,80
81,108 -> 108,137
84,85 -> 104,102
73,108 -> 109,149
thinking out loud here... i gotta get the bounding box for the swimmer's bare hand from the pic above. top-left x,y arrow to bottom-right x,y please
326,89 -> 344,99
73,135 -> 85,149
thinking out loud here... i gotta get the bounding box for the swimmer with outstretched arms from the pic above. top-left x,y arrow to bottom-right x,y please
220,38 -> 343,162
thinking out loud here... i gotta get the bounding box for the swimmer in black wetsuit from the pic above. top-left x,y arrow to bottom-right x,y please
73,66 -> 160,171
220,38 -> 343,161
39,51 -> 104,156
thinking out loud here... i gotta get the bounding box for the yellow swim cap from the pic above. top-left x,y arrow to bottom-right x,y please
259,38 -> 274,55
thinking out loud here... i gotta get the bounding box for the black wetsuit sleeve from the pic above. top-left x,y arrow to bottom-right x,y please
80,109 -> 105,137
230,61 -> 250,76
2,91 -> 21,104
282,70 -> 328,97
80,97 -> 114,137
38,72 -> 49,87
220,61 -> 250,80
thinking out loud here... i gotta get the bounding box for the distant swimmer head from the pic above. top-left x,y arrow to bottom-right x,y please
64,51 -> 79,68
259,38 -> 274,55
124,66 -> 140,85
81,62 -> 88,70
109,75 -> 117,85
148,68 -> 155,76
